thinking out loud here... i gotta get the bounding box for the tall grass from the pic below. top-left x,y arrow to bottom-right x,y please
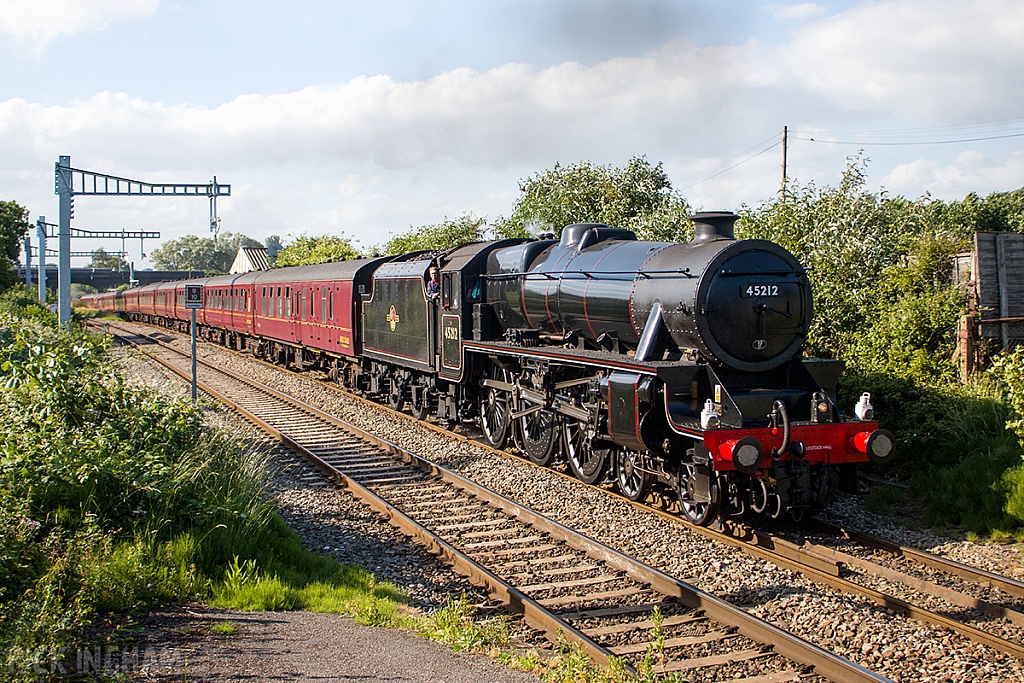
0,298 -> 413,680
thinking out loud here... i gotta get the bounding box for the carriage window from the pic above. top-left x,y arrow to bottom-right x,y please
262,288 -> 267,316
284,287 -> 291,317
276,287 -> 282,317
328,289 -> 333,320
321,287 -> 327,322
302,287 -> 307,321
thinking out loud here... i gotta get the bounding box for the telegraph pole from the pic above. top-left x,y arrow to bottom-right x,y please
781,126 -> 789,187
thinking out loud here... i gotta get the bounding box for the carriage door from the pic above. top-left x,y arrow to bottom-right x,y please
440,272 -> 461,372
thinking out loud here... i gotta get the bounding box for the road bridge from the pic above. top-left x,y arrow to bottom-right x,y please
18,266 -> 203,292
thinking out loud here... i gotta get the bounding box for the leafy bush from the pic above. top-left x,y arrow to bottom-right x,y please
274,233 -> 362,266
381,214 -> 487,256
496,156 -> 692,241
0,304 -> 410,679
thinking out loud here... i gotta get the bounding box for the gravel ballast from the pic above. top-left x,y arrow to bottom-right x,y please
113,324 -> 1024,682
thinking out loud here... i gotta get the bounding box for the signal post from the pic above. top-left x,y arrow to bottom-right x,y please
185,284 -> 204,402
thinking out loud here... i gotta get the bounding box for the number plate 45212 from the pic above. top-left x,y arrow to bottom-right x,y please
741,283 -> 780,297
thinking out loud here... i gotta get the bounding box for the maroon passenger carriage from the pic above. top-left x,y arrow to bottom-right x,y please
81,212 -> 894,526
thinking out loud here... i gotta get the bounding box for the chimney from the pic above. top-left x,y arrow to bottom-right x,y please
691,211 -> 738,243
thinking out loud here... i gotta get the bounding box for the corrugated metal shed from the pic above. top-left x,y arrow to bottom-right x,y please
229,246 -> 270,274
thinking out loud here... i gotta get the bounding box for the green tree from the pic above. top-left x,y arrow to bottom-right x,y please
274,234 -> 362,267
149,232 -> 261,274
264,235 -> 283,265
736,155 -> 968,381
88,247 -> 128,271
381,214 -> 486,255
0,201 -> 30,292
214,232 -> 264,273
496,156 -> 692,242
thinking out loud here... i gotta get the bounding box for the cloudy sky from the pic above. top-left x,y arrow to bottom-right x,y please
2,0 -> 1023,267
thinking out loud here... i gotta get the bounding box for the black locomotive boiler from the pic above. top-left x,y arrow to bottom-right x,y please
83,211 -> 894,525
470,211 -> 892,522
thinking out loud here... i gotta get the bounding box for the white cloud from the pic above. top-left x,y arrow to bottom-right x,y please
780,0 -> 1024,119
767,3 -> 827,21
0,0 -> 159,45
0,42 -> 777,176
883,150 -> 1024,199
4,0 -> 1024,257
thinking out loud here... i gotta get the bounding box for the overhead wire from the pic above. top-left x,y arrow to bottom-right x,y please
679,135 -> 782,191
793,130 -> 1024,146
677,116 -> 1024,190
792,115 -> 1024,146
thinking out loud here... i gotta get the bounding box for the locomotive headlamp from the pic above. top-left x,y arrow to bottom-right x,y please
700,399 -> 720,429
719,437 -> 765,474
854,392 -> 874,421
852,429 -> 896,465
817,400 -> 830,414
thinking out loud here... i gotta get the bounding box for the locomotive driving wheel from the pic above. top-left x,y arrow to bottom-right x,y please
615,450 -> 651,501
563,418 -> 610,484
519,408 -> 558,466
678,463 -> 720,526
479,366 -> 511,448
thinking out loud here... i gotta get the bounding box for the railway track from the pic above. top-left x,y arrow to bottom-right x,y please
96,320 -> 888,683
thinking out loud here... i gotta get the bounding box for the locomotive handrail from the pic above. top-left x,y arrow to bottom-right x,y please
718,269 -> 808,276
479,269 -> 699,280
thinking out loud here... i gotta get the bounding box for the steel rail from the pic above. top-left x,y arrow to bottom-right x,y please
813,520 -> 1024,600
99,319 -> 1024,662
98,319 -> 1024,661
98,321 -> 891,683
104,325 -> 615,666
804,541 -> 1024,627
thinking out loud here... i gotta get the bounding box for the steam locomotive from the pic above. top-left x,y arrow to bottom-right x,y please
82,211 -> 894,524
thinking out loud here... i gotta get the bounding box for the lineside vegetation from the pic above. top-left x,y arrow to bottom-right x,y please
0,290 -> 410,680
0,290 -> 663,683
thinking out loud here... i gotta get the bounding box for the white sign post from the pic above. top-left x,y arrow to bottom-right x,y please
184,284 -> 204,402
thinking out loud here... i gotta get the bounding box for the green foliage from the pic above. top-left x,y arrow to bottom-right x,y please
0,288 -> 57,328
274,233 -> 362,267
211,535 -> 411,628
149,232 -> 262,274
87,247 -> 127,271
0,302 -> 415,678
421,595 -> 508,653
210,621 -> 236,635
0,200 -> 30,292
737,156 -> 969,382
382,214 -> 486,255
496,156 -> 692,242
733,157 -> 1024,533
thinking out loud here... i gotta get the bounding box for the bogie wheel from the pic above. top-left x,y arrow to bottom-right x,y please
615,450 -> 651,502
479,368 -> 511,448
564,419 -> 610,484
678,463 -> 720,526
410,383 -> 431,421
519,408 -> 558,466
